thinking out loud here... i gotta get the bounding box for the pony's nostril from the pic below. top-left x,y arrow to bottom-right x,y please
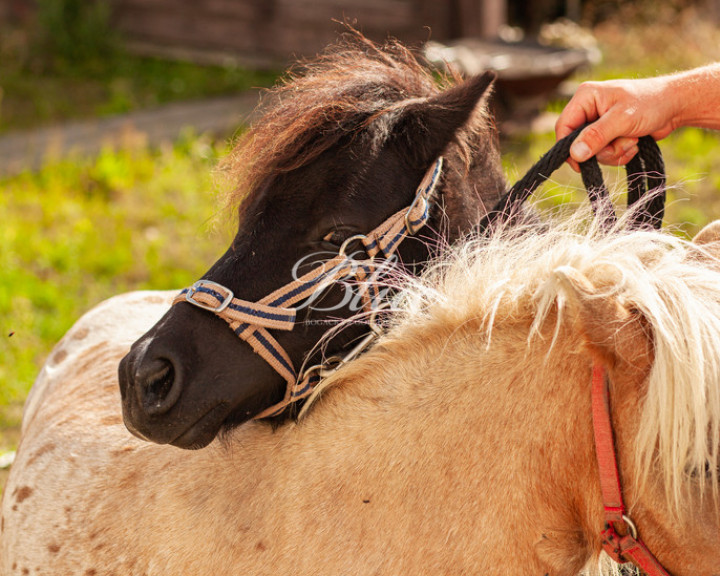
146,363 -> 173,402
138,358 -> 180,416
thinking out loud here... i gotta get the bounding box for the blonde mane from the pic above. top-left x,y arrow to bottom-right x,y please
372,212 -> 720,513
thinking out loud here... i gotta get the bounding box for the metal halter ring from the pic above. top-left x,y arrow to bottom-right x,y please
185,280 -> 234,313
338,234 -> 369,259
621,515 -> 639,540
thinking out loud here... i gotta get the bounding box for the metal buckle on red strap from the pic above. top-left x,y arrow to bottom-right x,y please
185,280 -> 234,313
601,515 -> 639,563
592,364 -> 672,576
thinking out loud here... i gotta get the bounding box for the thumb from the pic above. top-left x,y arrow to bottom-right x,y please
569,120 -> 618,163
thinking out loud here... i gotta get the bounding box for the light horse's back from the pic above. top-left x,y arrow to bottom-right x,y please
1,291 -> 173,572
21,291 -> 173,432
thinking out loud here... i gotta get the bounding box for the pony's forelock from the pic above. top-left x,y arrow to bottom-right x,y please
217,29 -> 488,217
219,32 -> 432,210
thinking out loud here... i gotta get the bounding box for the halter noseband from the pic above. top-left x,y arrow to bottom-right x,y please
591,365 -> 672,575
174,157 -> 443,419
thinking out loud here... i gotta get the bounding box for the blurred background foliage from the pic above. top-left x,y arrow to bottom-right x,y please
0,0 -> 277,131
32,0 -> 118,73
2,0 -> 720,488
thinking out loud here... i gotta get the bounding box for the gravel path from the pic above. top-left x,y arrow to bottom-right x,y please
0,92 -> 261,176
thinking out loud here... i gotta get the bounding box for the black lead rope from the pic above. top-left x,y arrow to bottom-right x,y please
480,125 -> 666,233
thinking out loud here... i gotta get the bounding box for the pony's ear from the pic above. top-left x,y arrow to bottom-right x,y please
392,71 -> 496,168
553,266 -> 648,370
688,220 -> 720,264
693,220 -> 720,249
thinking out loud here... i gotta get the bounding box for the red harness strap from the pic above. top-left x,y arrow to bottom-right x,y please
591,365 -> 673,576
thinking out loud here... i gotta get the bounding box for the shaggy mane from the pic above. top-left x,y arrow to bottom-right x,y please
220,30 -> 480,212
396,212 -> 720,514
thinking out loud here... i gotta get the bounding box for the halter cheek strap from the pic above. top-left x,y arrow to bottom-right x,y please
173,157 -> 443,419
591,365 -> 672,576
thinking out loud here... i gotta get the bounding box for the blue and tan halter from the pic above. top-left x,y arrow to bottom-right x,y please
174,158 -> 443,419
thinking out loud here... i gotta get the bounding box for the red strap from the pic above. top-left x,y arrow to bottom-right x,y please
623,537 -> 674,575
591,365 -> 626,522
592,365 -> 673,576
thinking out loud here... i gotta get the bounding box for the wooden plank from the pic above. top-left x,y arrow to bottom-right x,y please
414,0 -> 453,41
115,0 -> 177,10
275,0 -> 412,26
202,0 -> 260,19
116,7 -> 268,53
116,0 -> 259,21
111,0 -> 457,64
124,41 -> 282,69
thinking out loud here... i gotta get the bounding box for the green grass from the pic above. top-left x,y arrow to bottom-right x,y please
0,133 -> 235,459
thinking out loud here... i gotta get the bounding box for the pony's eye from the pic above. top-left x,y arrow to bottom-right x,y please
322,231 -> 349,247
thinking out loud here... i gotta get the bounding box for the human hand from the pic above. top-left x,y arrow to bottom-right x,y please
555,77 -> 678,171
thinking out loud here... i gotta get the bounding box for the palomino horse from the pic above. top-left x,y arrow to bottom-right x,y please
118,34 -> 509,448
3,216 -> 719,574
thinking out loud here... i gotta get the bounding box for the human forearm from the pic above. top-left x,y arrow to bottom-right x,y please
669,63 -> 720,131
555,62 -> 720,169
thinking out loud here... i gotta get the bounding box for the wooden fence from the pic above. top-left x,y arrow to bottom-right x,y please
0,0 -> 508,67
111,0 -> 468,66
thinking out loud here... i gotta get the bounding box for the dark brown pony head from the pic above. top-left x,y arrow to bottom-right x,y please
119,32 -> 507,448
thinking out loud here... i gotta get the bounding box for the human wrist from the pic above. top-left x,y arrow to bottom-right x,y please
667,64 -> 720,131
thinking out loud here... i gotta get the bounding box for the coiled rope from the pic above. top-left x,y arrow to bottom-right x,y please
480,125 -> 666,232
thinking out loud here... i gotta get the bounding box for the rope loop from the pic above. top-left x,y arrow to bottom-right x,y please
480,125 -> 666,233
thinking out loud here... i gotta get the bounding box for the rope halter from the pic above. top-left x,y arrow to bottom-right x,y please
173,157 -> 444,419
